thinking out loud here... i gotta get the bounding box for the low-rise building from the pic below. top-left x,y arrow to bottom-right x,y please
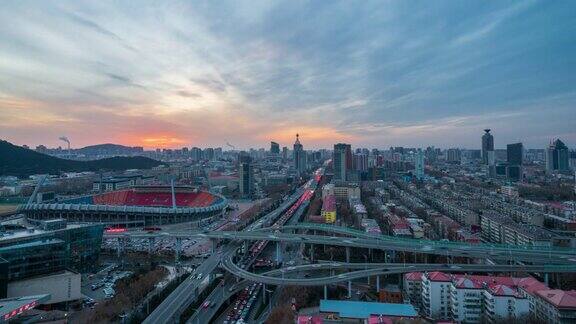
332,181 -> 361,201
321,194 -> 336,224
533,289 -> 576,324
410,271 -> 551,323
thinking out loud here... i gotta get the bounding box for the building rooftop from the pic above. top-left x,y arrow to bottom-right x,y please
453,277 -> 483,289
404,272 -> 423,281
487,284 -> 522,298
0,219 -> 89,244
426,271 -> 452,282
319,299 -> 417,319
536,290 -> 576,309
0,294 -> 50,322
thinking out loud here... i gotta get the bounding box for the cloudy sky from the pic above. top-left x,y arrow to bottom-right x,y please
0,0 -> 574,149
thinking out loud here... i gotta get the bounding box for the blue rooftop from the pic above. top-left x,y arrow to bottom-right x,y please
319,299 -> 417,319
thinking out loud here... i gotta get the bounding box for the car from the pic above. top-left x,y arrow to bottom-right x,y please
202,301 -> 211,308
196,273 -> 203,280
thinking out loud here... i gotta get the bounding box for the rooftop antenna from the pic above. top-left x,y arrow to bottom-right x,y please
58,136 -> 71,159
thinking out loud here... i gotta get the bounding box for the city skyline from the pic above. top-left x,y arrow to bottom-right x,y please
1,1 -> 575,149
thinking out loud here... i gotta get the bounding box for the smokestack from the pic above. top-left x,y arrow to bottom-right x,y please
58,136 -> 71,159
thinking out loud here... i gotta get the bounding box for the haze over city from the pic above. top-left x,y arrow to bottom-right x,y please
1,0 -> 575,149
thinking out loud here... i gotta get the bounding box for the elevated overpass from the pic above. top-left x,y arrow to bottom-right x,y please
221,256 -> 576,286
110,225 -> 576,264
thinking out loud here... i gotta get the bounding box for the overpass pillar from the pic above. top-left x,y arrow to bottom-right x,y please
376,275 -> 380,292
545,273 -> 549,286
262,284 -> 266,304
210,239 -> 216,254
276,242 -> 283,264
324,285 -> 328,300
347,281 -> 352,298
346,247 -> 350,263
310,244 -> 315,263
175,237 -> 182,262
148,237 -> 155,255
116,237 -> 123,259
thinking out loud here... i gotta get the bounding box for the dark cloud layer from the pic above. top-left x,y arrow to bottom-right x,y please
0,0 -> 574,149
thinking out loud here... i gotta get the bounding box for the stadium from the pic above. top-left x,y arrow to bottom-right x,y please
20,186 -> 228,227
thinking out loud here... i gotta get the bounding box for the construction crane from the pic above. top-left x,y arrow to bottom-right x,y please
226,141 -> 235,150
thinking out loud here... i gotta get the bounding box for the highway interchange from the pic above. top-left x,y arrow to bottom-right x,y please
142,187 -> 308,324
122,168 -> 576,323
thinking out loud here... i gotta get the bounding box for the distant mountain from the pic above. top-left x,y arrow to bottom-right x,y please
0,140 -> 162,177
76,143 -> 144,155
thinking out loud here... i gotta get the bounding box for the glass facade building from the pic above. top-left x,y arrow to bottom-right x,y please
0,220 -> 103,284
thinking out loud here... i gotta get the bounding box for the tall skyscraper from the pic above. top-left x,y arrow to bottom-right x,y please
415,149 -> 425,180
282,146 -> 288,160
293,134 -> 306,175
333,143 -> 350,181
482,129 -> 494,165
270,141 -> 280,155
546,139 -> 570,172
507,143 -> 523,166
238,154 -> 253,198
487,151 -> 496,177
506,143 -> 523,181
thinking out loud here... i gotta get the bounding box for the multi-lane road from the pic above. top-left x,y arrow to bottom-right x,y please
143,185 -> 311,324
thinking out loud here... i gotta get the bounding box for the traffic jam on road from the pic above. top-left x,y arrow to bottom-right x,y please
223,177 -> 319,324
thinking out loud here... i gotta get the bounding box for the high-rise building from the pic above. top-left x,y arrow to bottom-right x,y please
191,147 -> 202,161
214,147 -> 223,159
238,154 -> 253,198
546,139 -> 570,173
415,149 -> 424,180
270,141 -> 280,155
354,153 -> 368,172
333,143 -> 350,181
282,146 -> 288,160
204,147 -> 215,160
487,150 -> 496,177
293,134 -> 306,175
507,143 -> 523,166
447,148 -> 462,164
507,143 -> 523,181
482,129 -> 494,165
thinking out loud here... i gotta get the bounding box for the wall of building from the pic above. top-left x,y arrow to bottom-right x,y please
8,271 -> 81,304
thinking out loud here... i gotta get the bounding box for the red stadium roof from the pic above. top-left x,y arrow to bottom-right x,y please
93,189 -> 217,208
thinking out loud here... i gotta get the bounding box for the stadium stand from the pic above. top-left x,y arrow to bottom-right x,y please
90,189 -> 216,208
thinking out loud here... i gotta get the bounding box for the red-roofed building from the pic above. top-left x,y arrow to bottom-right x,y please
533,289 -> 576,323
450,276 -> 484,323
484,284 -> 529,323
403,272 -> 423,309
421,272 -> 453,320
412,271 -> 552,323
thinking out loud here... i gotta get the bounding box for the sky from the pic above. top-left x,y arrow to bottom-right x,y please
0,0 -> 575,150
